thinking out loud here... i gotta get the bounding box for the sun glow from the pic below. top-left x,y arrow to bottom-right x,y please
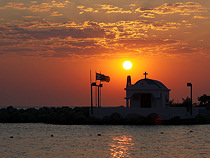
123,61 -> 132,70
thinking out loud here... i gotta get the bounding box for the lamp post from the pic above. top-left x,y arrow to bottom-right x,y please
91,82 -> 97,115
98,84 -> 103,107
187,83 -> 192,115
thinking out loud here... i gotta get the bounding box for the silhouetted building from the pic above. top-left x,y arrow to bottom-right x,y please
91,72 -> 199,120
125,73 -> 170,108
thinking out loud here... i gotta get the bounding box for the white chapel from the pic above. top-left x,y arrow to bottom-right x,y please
92,72 -> 198,120
125,72 -> 170,108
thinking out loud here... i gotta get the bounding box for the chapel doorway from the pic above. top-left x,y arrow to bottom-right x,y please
141,93 -> 152,108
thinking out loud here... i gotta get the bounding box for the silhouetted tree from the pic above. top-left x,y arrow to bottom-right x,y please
169,99 -> 182,107
181,97 -> 191,107
169,98 -> 191,107
198,94 -> 210,106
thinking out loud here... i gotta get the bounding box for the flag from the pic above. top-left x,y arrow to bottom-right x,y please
96,73 -> 110,82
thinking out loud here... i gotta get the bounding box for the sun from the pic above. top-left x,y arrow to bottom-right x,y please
123,61 -> 132,70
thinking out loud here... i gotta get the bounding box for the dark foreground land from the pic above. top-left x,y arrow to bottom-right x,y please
0,106 -> 210,125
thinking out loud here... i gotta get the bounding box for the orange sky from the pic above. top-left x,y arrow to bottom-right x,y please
0,0 -> 210,106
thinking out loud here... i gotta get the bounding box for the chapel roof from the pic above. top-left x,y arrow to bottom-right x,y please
134,78 -> 169,90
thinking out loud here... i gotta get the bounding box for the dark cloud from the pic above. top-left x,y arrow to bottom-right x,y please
53,44 -> 111,55
139,7 -> 152,11
6,26 -> 106,40
0,0 -> 209,59
0,41 -> 19,46
1,48 -> 38,53
165,46 -> 203,54
49,52 -> 72,58
116,39 -> 177,48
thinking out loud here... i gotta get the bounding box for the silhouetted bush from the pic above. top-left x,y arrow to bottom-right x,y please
110,112 -> 124,124
125,113 -> 145,125
0,106 -> 210,125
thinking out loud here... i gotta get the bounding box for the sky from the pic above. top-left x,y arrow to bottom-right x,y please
0,0 -> 210,107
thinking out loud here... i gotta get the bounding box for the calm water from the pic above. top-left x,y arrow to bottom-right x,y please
0,124 -> 209,158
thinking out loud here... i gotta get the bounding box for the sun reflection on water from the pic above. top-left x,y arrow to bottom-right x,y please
109,135 -> 134,158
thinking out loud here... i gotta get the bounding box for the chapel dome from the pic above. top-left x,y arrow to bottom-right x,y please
134,78 -> 169,90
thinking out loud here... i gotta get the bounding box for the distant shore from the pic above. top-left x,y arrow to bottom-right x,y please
0,106 -> 210,125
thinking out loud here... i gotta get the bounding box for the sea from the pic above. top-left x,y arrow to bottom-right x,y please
0,124 -> 209,158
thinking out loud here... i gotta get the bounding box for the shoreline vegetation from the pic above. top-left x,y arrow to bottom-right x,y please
0,106 -> 210,125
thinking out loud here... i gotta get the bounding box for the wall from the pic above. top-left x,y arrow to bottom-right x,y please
92,107 -> 199,120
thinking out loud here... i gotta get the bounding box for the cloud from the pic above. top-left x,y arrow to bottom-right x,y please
0,1 -> 209,59
77,6 -> 98,14
0,41 -> 19,46
50,11 -> 63,16
0,17 -> 201,58
140,13 -> 155,18
1,2 -> 26,10
193,15 -> 208,19
135,2 -> 206,15
75,2 -> 206,18
4,23 -> 106,40
100,5 -> 132,14
77,4 -> 132,14
0,1 -> 69,17
0,20 -> 109,57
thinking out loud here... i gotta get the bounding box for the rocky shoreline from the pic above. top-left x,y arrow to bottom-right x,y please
0,106 -> 210,125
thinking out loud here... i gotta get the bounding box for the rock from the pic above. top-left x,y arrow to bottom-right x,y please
125,113 -> 145,125
194,114 -> 209,124
110,113 -> 124,124
72,111 -> 87,124
169,116 -> 181,125
7,106 -> 17,114
102,116 -> 111,124
146,113 -> 162,125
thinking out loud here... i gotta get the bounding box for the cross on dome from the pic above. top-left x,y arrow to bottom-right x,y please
143,72 -> 148,79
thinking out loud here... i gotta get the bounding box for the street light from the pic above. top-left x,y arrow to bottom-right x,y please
187,83 -> 192,115
90,82 -> 97,115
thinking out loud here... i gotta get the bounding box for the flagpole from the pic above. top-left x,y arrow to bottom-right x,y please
100,84 -> 101,107
98,85 -> 100,108
100,71 -> 101,107
95,71 -> 97,107
91,83 -> 93,115
90,69 -> 93,115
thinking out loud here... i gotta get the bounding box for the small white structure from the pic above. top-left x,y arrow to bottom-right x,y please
125,72 -> 170,108
91,72 -> 199,120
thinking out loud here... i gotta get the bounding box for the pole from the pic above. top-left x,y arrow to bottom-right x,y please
191,85 -> 192,115
98,85 -> 100,108
90,69 -> 93,115
91,84 -> 93,115
100,78 -> 101,108
100,72 -> 101,107
100,85 -> 101,107
187,83 -> 192,115
95,71 -> 97,107
95,86 -> 97,107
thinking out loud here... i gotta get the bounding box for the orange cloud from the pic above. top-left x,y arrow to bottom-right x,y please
77,5 -> 98,14
193,15 -> 208,19
135,2 -> 206,15
50,11 -> 63,16
0,1 -> 69,16
1,2 -> 26,9
0,1 -> 209,59
77,4 -> 132,14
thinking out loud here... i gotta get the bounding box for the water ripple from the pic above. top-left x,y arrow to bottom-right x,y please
0,124 -> 209,157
